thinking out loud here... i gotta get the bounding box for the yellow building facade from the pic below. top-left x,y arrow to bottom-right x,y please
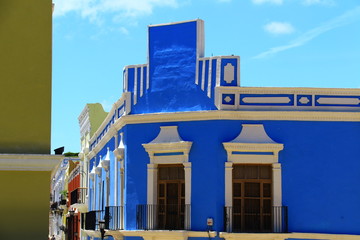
0,1 -> 62,239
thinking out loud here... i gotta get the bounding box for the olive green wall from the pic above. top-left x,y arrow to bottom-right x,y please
88,103 -> 108,137
0,0 -> 52,154
0,171 -> 51,240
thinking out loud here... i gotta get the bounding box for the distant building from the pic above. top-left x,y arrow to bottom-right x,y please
0,1 -> 62,239
78,20 -> 360,240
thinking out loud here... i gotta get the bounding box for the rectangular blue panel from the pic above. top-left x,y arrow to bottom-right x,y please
297,95 -> 312,106
154,152 -> 184,156
240,94 -> 294,106
211,59 -> 217,97
127,68 -> 135,92
232,151 -> 274,155
220,58 -> 238,86
198,60 -> 203,85
222,94 -> 235,105
204,60 -> 209,92
143,66 -> 147,91
315,95 -> 360,107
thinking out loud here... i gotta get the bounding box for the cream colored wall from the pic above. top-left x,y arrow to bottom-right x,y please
0,171 -> 51,240
0,0 -> 52,154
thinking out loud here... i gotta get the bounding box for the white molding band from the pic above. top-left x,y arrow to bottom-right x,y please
87,109 -> 360,159
0,154 -> 63,171
105,230 -> 217,240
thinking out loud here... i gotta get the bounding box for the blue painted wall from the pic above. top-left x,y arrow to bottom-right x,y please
117,120 -> 360,234
130,20 -> 216,114
86,19 -> 360,238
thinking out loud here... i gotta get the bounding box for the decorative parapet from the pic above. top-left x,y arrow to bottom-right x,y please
123,64 -> 149,106
216,86 -> 360,111
196,56 -> 240,99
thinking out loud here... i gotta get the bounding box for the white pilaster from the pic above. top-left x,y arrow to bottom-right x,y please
225,162 -> 233,207
272,163 -> 282,206
147,163 -> 158,205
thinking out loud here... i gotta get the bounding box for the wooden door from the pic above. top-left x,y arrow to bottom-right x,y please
158,165 -> 185,230
233,164 -> 272,232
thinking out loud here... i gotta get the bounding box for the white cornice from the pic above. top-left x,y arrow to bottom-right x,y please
87,110 -> 360,158
223,143 -> 284,152
0,154 -> 64,171
143,142 -> 193,154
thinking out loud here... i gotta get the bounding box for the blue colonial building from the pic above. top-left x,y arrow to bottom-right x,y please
76,19 -> 360,240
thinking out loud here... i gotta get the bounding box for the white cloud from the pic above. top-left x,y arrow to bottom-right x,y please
119,26 -> 129,35
264,22 -> 295,35
302,0 -> 336,6
254,5 -> 360,59
53,0 -> 178,22
252,0 -> 283,5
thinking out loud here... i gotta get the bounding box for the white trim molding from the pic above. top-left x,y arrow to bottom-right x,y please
0,154 -> 63,171
142,126 -> 193,229
106,230 -> 217,240
223,124 -> 284,232
220,232 -> 360,240
87,110 -> 360,159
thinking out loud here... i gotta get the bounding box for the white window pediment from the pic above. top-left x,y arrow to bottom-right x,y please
143,126 -> 192,164
223,124 -> 283,164
223,124 -> 284,233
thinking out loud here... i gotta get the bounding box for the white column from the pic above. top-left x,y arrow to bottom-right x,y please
225,162 -> 233,207
147,163 -> 158,204
93,176 -> 96,210
106,171 -> 110,207
183,162 -> 192,229
272,163 -> 282,206
225,161 -> 233,233
120,168 -> 124,229
272,163 -> 282,232
114,134 -> 118,206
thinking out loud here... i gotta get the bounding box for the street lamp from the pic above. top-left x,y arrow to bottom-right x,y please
99,220 -> 106,240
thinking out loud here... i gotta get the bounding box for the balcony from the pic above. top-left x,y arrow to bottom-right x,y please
82,210 -> 105,231
224,206 -> 288,233
70,188 -> 88,213
136,204 -> 190,230
105,206 -> 124,230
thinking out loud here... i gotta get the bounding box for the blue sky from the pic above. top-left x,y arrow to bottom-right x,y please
51,0 -> 360,153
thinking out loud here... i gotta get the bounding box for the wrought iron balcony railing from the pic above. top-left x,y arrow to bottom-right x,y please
224,205 -> 288,233
82,210 -> 105,231
136,204 -> 190,230
105,206 -> 124,230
